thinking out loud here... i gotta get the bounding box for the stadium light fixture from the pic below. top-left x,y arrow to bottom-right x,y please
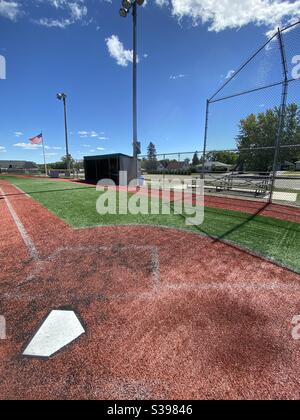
56,92 -> 66,101
119,8 -> 128,17
122,0 -> 132,9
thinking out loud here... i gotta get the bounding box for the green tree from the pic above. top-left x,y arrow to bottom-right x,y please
206,151 -> 238,165
60,155 -> 75,169
192,152 -> 200,166
184,158 -> 191,167
47,155 -> 75,170
236,104 -> 300,171
146,142 -> 158,171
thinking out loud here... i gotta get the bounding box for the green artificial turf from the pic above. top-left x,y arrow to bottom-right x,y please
1,175 -> 300,272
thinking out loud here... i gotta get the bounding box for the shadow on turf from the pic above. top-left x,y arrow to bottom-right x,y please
210,203 -> 270,242
168,199 -> 300,273
0,186 -> 96,197
169,199 -> 270,240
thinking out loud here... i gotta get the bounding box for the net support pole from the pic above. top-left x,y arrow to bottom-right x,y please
201,99 -> 210,178
269,28 -> 289,203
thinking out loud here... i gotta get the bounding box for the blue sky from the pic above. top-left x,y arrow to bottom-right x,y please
0,0 -> 300,163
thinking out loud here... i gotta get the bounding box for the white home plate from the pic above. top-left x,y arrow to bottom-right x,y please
23,310 -> 85,358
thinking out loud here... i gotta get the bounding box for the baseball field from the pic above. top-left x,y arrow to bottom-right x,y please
1,175 -> 300,399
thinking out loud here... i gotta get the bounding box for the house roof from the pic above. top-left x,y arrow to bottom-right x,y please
202,161 -> 232,167
167,161 -> 186,170
0,160 -> 36,169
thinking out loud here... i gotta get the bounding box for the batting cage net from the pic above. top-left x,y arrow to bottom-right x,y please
201,22 -> 300,207
141,22 -> 300,208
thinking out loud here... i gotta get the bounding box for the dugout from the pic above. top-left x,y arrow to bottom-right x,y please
84,153 -> 138,185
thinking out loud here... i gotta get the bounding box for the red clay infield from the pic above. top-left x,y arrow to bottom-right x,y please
0,179 -> 300,400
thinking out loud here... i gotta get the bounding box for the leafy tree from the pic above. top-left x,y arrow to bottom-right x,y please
47,155 -> 75,170
60,155 -> 75,169
236,104 -> 300,171
206,151 -> 238,165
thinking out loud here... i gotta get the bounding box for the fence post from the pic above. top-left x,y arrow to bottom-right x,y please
202,99 -> 210,179
269,28 -> 289,204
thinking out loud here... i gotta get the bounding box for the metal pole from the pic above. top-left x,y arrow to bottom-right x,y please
269,29 -> 289,203
63,96 -> 71,172
202,99 -> 210,178
132,1 -> 138,183
41,132 -> 48,176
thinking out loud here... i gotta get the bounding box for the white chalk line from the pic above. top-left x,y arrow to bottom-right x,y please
0,187 -> 39,260
14,185 -> 31,198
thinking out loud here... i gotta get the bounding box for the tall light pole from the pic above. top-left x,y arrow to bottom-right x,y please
56,92 -> 71,172
119,0 -> 143,181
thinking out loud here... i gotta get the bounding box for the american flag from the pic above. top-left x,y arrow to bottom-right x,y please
29,133 -> 43,145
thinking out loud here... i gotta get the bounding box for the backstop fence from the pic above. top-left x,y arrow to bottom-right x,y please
141,22 -> 300,208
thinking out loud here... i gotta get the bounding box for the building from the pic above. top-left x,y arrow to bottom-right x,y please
200,161 -> 233,173
84,153 -> 140,185
166,161 -> 186,171
0,160 -> 37,170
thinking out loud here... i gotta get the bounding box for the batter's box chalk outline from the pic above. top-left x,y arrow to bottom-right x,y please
11,245 -> 161,298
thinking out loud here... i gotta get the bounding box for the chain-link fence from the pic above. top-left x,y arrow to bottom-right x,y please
141,22 -> 300,208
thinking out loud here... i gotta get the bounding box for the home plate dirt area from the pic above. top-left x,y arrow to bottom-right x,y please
0,180 -> 300,400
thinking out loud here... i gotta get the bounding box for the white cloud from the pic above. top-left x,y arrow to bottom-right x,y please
225,69 -> 235,79
69,2 -> 87,20
44,145 -> 62,150
36,17 -> 72,28
106,35 -> 136,67
156,0 -> 169,7
13,142 -> 62,151
78,130 -> 107,140
0,0 -> 20,21
97,147 -> 105,151
14,131 -> 23,137
0,145 -> 7,152
13,142 -> 42,150
35,0 -> 88,29
158,0 -> 300,33
42,152 -> 58,157
170,74 -> 186,80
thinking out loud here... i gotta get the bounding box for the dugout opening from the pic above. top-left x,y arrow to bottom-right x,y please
84,153 -> 139,185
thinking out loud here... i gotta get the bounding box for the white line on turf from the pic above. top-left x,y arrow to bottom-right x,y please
0,187 -> 39,260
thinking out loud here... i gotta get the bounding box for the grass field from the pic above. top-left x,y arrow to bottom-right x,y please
1,175 -> 300,272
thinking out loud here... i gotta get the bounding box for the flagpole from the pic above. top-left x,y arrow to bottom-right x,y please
41,132 -> 48,177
